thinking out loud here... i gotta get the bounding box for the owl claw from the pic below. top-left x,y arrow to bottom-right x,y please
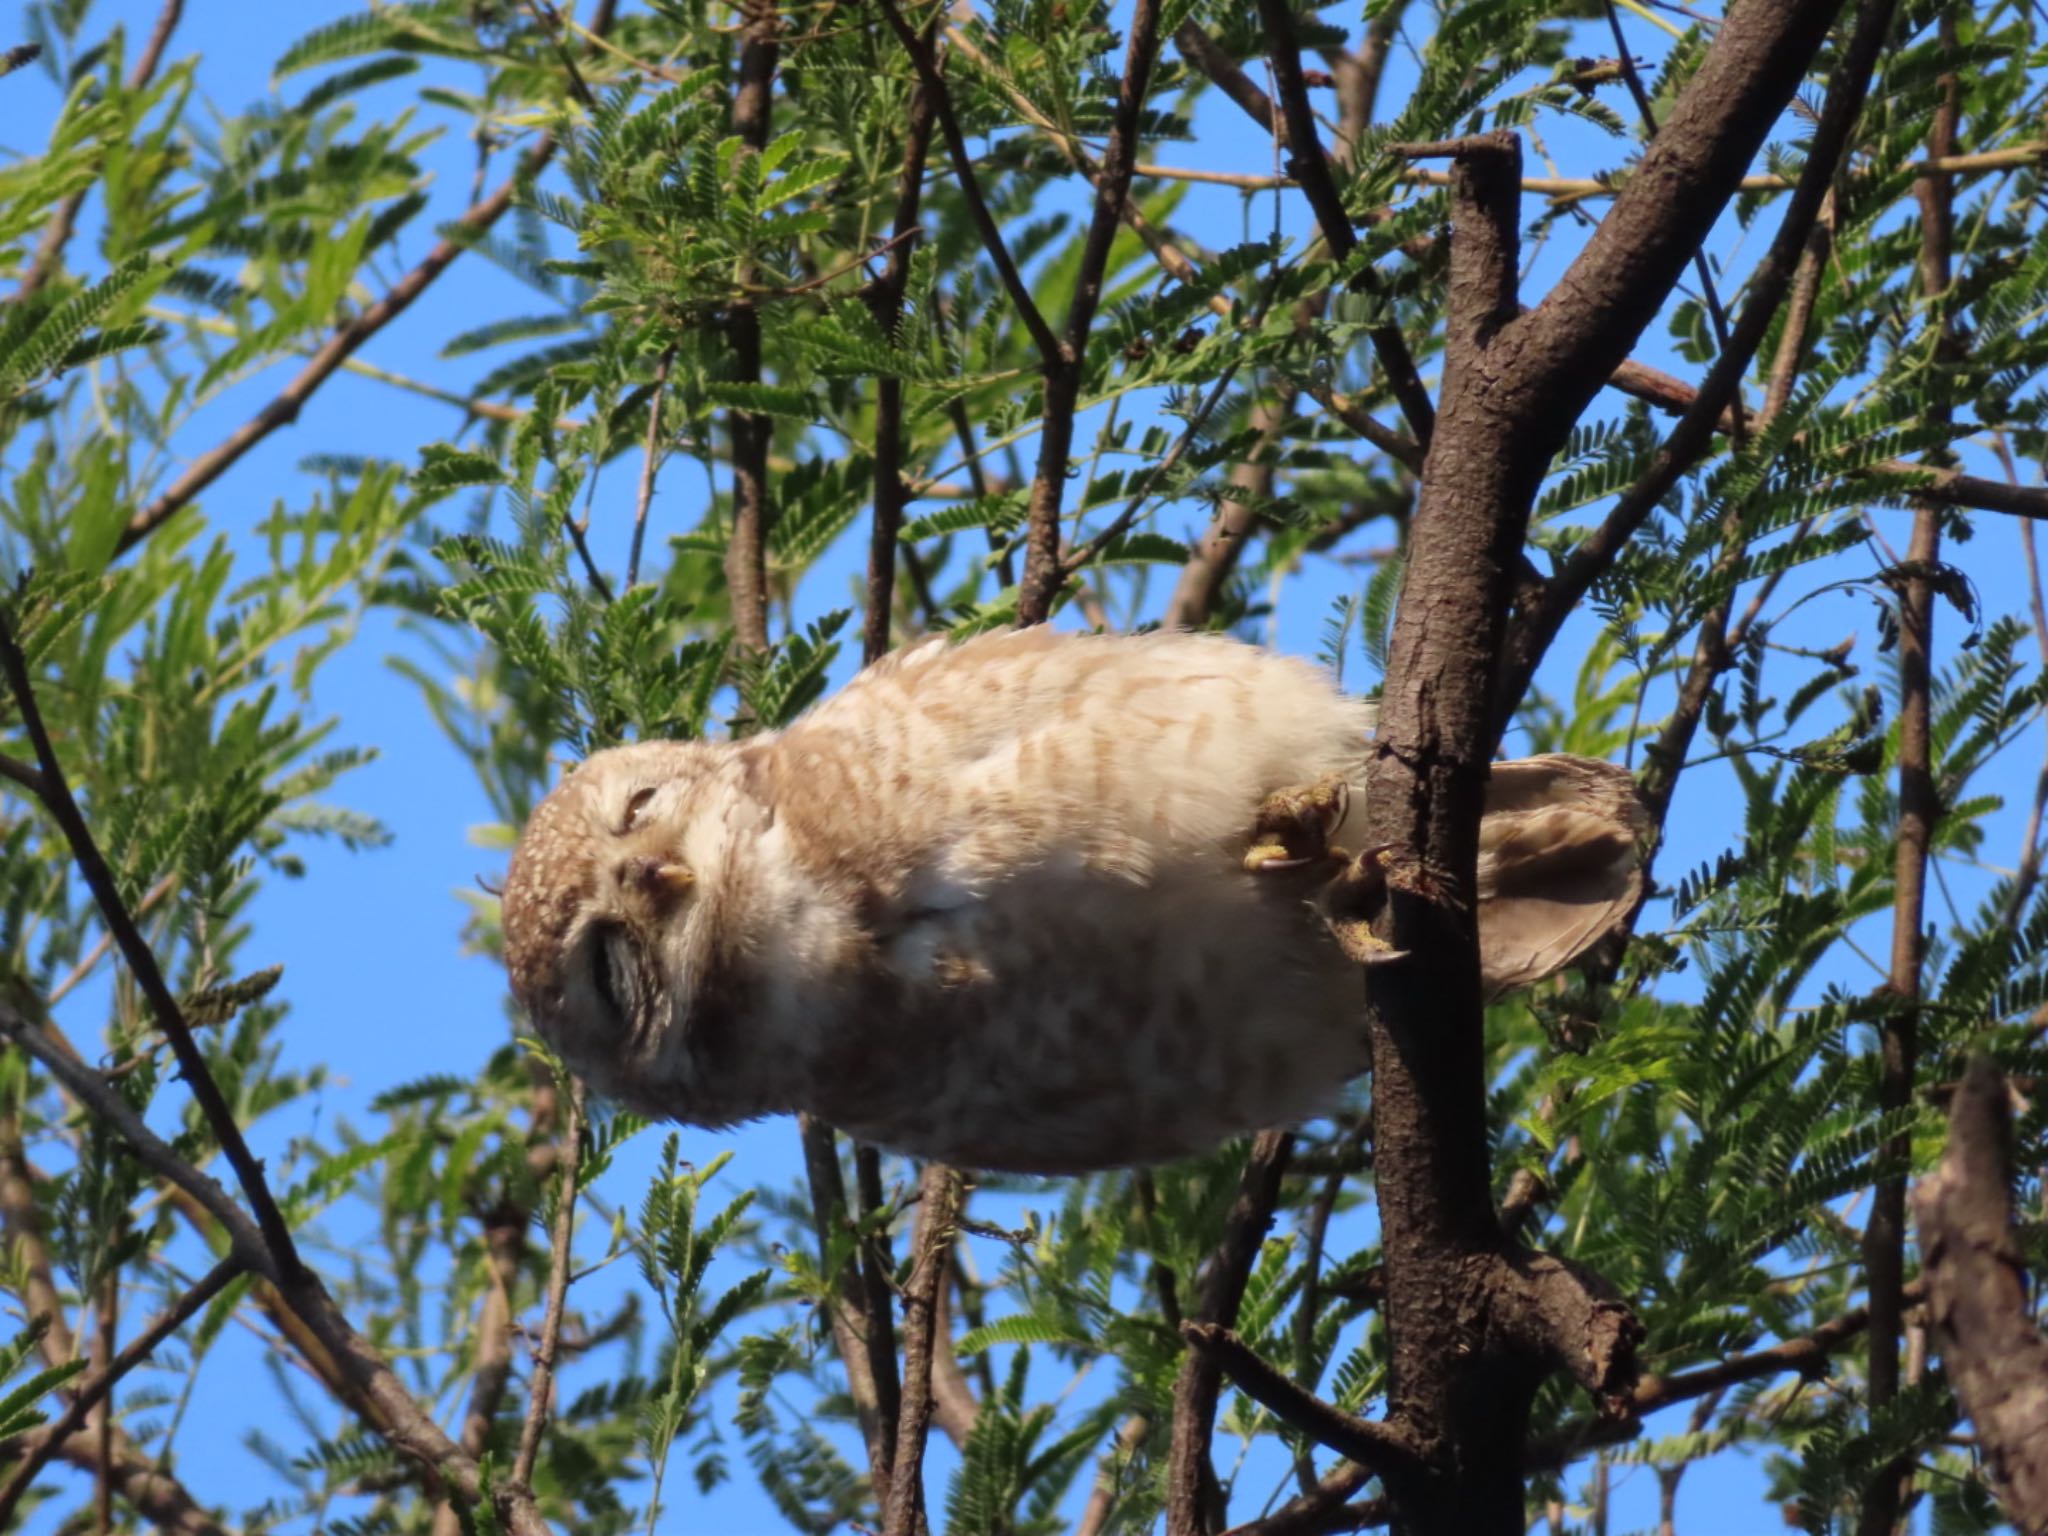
1315,844 -> 1411,968
1243,774 -> 1352,874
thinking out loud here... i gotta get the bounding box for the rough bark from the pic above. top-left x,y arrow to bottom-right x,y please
1915,1059 -> 2048,1534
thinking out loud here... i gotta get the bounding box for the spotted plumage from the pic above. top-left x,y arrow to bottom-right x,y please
501,627 -> 1645,1172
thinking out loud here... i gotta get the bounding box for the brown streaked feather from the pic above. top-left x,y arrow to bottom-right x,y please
1475,755 -> 1649,997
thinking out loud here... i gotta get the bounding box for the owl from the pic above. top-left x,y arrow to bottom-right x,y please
500,627 -> 1646,1173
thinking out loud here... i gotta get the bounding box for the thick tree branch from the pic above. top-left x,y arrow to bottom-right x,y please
1338,5 -> 1861,1503
723,0 -> 781,657
1915,1057 -> 2048,1534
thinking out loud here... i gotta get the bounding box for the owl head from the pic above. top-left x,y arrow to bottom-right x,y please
500,739 -> 810,1127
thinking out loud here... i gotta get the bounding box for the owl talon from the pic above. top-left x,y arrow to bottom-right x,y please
1244,774 -> 1351,874
1315,844 -> 1409,968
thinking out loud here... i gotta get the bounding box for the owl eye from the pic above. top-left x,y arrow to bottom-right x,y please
587,922 -> 642,1025
620,785 -> 658,834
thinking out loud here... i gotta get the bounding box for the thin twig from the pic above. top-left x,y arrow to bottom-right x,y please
511,1083 -> 584,1490
864,33 -> 939,666
0,613 -> 303,1274
1016,0 -> 1169,624
1495,0 -> 1899,740
872,0 -> 1063,366
626,349 -> 675,591
1860,25 -> 1957,1529
116,0 -> 621,558
797,1115 -> 897,1506
1181,1324 -> 1428,1480
1254,0 -> 1434,449
1602,0 -> 1740,445
1165,1129 -> 1293,1536
0,1256 -> 241,1524
12,0 -> 185,305
1221,1471 -> 1389,1536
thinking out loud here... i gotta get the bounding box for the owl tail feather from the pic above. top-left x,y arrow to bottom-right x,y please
1473,755 -> 1650,997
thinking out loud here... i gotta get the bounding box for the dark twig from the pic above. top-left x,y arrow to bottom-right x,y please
1165,1129 -> 1293,1536
0,612 -> 303,1275
1494,0 -> 1894,739
1602,0 -> 1740,445
1173,23 -> 1276,136
523,0 -> 598,110
1221,1466 -> 1390,1536
1016,0 -> 1169,624
724,0 -> 781,658
1915,1058 -> 2048,1533
625,349 -> 675,590
1528,1279 -> 1926,1467
797,1116 -> 897,1507
1181,1324 -> 1429,1481
510,1083 -> 584,1492
0,1256 -> 241,1524
884,1164 -> 964,1536
1255,0 -> 1434,450
865,36 -> 940,666
872,0 -> 1062,367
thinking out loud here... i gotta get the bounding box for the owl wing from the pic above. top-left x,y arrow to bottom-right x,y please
1474,755 -> 1649,997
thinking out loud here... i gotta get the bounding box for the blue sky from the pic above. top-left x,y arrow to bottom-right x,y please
10,0 -> 2043,1530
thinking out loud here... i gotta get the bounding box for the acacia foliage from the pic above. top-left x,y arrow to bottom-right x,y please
0,0 -> 2045,1532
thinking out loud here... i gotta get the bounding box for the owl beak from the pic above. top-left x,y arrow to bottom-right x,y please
621,856 -> 694,912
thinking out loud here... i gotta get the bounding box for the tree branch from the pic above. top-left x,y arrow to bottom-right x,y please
115,0 -> 620,558
510,1082 -> 583,1492
1861,22 -> 1957,1528
9,1423 -> 228,1536
1254,0 -> 1435,449
1181,1324 -> 1430,1482
864,34 -> 939,667
872,0 -> 1062,367
0,1011 -> 554,1533
1494,0 -> 1890,737
0,1256 -> 241,1524
12,0 -> 185,306
625,348 -> 674,591
883,1163 -> 964,1536
1915,1057 -> 2048,1534
723,0 -> 781,657
1016,0 -> 1167,624
1165,1129 -> 1293,1536
797,1115 -> 898,1509
0,611 -> 303,1273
